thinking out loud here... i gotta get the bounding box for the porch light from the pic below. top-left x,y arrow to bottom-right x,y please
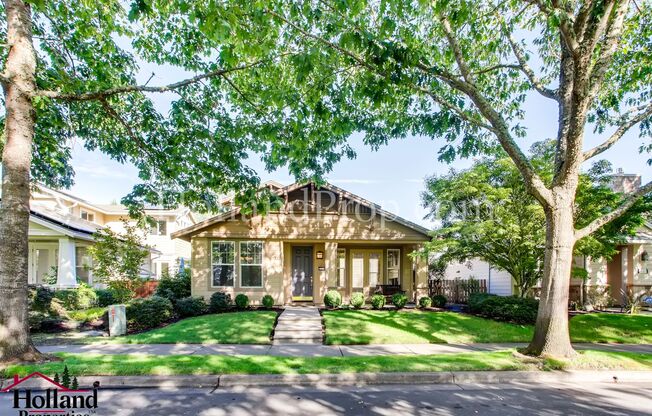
316,251 -> 324,259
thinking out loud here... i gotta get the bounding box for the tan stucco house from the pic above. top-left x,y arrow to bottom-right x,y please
172,181 -> 430,305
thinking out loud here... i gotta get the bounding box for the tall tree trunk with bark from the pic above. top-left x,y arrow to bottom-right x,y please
525,191 -> 577,357
0,0 -> 44,362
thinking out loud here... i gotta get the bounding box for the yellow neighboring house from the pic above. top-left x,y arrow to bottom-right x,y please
172,181 -> 431,306
27,185 -> 196,288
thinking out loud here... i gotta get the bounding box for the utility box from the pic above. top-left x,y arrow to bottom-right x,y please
108,304 -> 127,337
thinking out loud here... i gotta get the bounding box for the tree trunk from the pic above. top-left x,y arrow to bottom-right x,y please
0,0 -> 44,362
525,195 -> 576,358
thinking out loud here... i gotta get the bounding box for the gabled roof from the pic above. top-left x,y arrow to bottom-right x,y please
172,181 -> 431,240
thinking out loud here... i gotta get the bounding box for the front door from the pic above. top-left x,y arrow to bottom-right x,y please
292,246 -> 313,301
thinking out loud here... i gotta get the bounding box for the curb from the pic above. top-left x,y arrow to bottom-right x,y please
4,371 -> 652,390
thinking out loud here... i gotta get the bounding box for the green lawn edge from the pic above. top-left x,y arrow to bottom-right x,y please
4,350 -> 652,377
322,310 -> 652,345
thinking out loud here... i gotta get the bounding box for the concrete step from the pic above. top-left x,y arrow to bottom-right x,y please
274,322 -> 323,331
276,317 -> 322,324
273,337 -> 323,345
274,329 -> 323,339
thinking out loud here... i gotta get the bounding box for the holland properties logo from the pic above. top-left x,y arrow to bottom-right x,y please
1,372 -> 99,416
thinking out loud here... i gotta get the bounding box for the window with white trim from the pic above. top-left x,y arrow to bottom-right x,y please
369,253 -> 380,287
150,220 -> 167,236
240,241 -> 263,287
212,241 -> 235,287
80,209 -> 95,223
337,249 -> 346,287
352,253 -> 364,288
387,249 -> 400,284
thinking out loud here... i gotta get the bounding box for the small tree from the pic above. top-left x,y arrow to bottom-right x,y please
61,365 -> 71,389
88,221 -> 149,302
423,144 -> 650,298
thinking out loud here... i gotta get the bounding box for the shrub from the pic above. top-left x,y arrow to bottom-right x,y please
28,286 -> 55,312
106,283 -> 136,304
261,295 -> 275,308
235,294 -> 249,309
475,296 -> 539,324
431,294 -> 447,308
350,292 -> 365,309
210,291 -> 232,312
126,296 -> 173,330
468,292 -> 496,313
392,293 -> 408,309
324,290 -> 342,308
95,289 -> 117,307
54,284 -> 98,310
370,294 -> 385,310
418,296 -> 432,308
175,297 -> 208,318
155,270 -> 191,302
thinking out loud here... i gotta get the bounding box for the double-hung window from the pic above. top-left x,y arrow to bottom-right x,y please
387,249 -> 401,284
337,249 -> 346,287
240,241 -> 263,287
212,241 -> 235,287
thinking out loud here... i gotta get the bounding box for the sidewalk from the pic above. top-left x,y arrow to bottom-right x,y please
37,342 -> 652,357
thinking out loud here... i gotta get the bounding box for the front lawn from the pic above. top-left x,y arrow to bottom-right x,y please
34,311 -> 278,345
5,350 -> 652,377
570,313 -> 652,344
323,310 -> 652,345
323,310 -> 533,344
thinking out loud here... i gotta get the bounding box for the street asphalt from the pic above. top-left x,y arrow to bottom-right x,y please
2,381 -> 648,415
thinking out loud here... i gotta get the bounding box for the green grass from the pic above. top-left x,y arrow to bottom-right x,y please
118,311 -> 277,344
67,307 -> 106,323
323,310 -> 533,344
323,310 -> 652,345
5,350 -> 651,377
570,313 -> 652,344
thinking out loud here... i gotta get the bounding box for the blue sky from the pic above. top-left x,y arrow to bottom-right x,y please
68,58 -> 652,228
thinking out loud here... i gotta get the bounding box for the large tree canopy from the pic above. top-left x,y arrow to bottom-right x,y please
423,142 -> 651,297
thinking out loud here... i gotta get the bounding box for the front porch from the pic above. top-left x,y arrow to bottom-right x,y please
281,241 -> 428,305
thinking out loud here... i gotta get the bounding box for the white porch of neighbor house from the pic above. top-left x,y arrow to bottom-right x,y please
28,214 -> 96,288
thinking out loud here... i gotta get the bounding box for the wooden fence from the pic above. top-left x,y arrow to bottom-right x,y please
428,279 -> 487,304
134,280 -> 159,298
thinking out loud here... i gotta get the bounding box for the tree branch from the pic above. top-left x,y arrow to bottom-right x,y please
506,35 -> 558,100
34,59 -> 270,101
583,103 -> 652,161
575,180 -> 652,240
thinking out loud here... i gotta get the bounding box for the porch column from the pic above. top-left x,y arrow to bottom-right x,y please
323,241 -> 338,302
621,247 -> 629,305
56,237 -> 77,288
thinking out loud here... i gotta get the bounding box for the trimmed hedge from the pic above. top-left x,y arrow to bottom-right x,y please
261,295 -> 275,308
370,294 -> 385,310
95,289 -> 117,307
350,292 -> 365,309
235,294 -> 249,309
472,295 -> 539,325
418,296 -> 432,308
155,270 -> 191,302
54,284 -> 98,310
392,293 -> 408,309
29,286 -> 55,312
175,297 -> 209,318
324,290 -> 342,308
126,296 -> 173,330
210,292 -> 232,312
431,294 -> 447,308
468,292 -> 496,313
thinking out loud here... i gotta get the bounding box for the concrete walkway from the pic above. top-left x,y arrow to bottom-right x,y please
38,342 -> 652,357
272,306 -> 323,344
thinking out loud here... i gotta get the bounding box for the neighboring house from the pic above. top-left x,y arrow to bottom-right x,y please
28,184 -> 196,287
439,170 -> 652,304
172,181 -> 430,305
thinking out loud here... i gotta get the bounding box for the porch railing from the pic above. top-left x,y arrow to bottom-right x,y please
428,279 -> 487,304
